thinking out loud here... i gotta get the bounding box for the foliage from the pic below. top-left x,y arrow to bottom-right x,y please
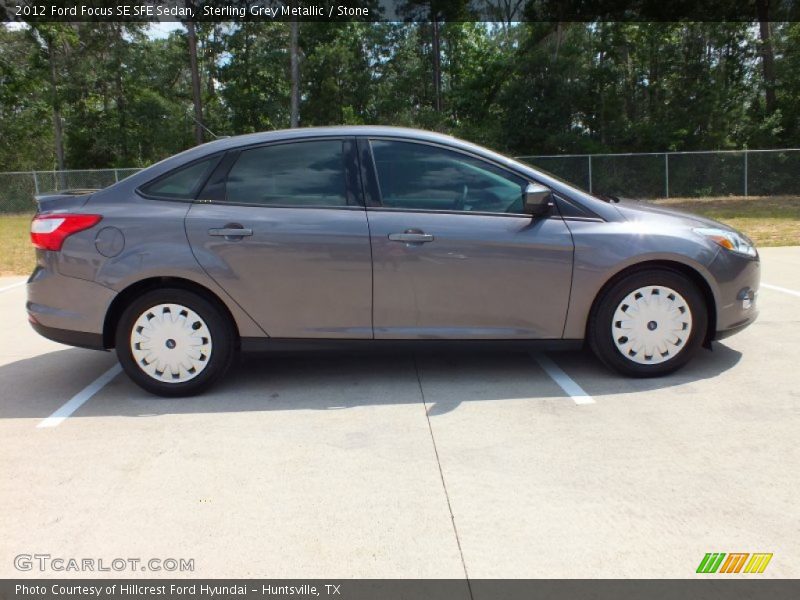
0,26 -> 53,170
0,21 -> 798,171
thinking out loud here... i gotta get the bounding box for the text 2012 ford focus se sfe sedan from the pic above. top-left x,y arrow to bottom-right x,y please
27,127 -> 759,396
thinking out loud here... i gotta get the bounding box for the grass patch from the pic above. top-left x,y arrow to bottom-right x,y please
651,195 -> 800,247
0,196 -> 797,275
0,213 -> 34,276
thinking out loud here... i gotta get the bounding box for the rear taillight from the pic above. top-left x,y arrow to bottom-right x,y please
30,214 -> 102,251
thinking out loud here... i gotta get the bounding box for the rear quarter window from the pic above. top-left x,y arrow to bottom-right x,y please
139,157 -> 217,199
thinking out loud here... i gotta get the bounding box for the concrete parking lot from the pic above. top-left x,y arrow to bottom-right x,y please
1,247 -> 799,580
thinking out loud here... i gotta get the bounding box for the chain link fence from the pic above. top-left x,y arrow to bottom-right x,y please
517,148 -> 800,199
1,149 -> 799,215
0,168 -> 141,214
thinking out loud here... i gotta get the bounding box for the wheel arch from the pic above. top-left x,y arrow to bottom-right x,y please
586,260 -> 717,347
102,276 -> 240,349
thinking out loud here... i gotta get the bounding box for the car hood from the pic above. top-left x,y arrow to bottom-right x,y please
613,198 -> 737,232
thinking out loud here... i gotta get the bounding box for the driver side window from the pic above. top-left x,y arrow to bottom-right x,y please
369,140 -> 527,213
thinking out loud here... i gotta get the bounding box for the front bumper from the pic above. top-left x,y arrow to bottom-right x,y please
707,249 -> 760,341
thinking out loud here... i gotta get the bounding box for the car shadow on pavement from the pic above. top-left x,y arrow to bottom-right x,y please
0,343 -> 742,420
550,343 -> 744,396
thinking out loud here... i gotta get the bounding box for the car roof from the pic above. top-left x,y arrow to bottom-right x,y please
119,126 -> 513,188
196,125 -> 464,153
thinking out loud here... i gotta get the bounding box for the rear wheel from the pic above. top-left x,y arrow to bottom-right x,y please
588,269 -> 707,377
116,288 -> 235,397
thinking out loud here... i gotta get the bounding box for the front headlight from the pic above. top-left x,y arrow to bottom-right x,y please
694,227 -> 757,258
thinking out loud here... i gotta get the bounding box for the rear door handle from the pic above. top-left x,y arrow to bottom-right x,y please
208,227 -> 253,238
388,231 -> 434,243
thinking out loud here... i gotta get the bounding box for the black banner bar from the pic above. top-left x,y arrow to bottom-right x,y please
2,0 -> 800,23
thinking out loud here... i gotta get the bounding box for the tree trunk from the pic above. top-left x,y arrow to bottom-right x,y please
290,19 -> 300,128
553,22 -> 562,62
112,24 -> 129,164
206,25 -> 217,100
186,20 -> 204,145
756,0 -> 777,114
432,18 -> 442,112
598,42 -> 606,145
46,36 -> 65,173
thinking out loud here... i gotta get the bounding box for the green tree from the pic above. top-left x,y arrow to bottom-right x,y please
0,27 -> 52,170
219,23 -> 291,133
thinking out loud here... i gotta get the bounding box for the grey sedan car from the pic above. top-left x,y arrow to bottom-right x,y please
27,126 -> 759,396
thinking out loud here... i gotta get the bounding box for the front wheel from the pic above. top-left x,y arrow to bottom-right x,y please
588,269 -> 707,377
116,288 -> 236,397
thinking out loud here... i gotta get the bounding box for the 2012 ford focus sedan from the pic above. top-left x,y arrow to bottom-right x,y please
27,126 -> 759,396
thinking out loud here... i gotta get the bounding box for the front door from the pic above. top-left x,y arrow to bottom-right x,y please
363,138 -> 574,339
185,138 -> 372,338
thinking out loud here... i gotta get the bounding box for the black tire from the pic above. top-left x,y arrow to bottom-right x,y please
115,288 -> 236,397
588,269 -> 707,377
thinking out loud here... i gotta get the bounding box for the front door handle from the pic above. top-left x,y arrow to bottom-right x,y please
388,231 -> 434,243
208,226 -> 253,238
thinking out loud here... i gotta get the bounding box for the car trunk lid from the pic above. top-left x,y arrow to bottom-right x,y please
34,189 -> 98,214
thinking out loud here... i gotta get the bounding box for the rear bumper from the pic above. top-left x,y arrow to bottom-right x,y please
26,264 -> 116,349
28,320 -> 106,350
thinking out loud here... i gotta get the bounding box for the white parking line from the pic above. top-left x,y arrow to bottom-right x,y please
37,364 -> 122,428
533,353 -> 595,405
0,281 -> 25,293
762,283 -> 800,298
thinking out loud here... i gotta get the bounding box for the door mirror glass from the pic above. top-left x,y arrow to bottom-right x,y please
523,183 -> 553,216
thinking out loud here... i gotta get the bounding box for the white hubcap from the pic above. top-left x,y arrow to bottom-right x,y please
130,303 -> 212,383
612,285 -> 693,365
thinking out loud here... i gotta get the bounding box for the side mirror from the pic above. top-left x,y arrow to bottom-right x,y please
523,183 -> 554,216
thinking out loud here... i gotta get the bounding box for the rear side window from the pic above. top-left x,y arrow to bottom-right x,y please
140,157 -> 216,199
224,140 -> 347,207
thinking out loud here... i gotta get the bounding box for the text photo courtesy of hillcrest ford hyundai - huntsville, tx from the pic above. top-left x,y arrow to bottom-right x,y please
1,2 -> 799,599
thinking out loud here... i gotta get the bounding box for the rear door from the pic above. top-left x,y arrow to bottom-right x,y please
361,138 -> 574,339
185,137 -> 373,338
